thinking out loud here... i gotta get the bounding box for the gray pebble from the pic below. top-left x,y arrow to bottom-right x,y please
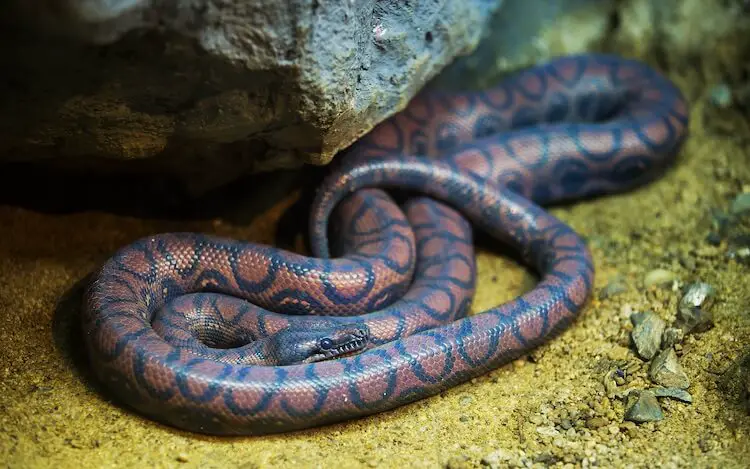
662,327 -> 685,349
680,282 -> 716,311
676,282 -> 716,334
631,311 -> 666,360
624,390 -> 664,423
730,192 -> 750,215
649,349 -> 690,389
709,83 -> 733,108
652,387 -> 693,403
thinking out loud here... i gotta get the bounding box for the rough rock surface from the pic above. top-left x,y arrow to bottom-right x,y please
0,0 -> 502,194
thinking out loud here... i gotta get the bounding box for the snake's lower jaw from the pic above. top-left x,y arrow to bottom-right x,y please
302,354 -> 327,364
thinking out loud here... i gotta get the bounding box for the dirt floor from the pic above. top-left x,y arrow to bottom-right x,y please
1,52 -> 750,468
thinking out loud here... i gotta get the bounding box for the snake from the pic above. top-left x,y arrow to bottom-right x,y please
81,54 -> 689,435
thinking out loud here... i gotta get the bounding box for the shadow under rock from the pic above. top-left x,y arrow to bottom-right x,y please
0,162 -> 316,219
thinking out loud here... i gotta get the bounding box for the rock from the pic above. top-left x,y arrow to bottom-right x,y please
624,390 -> 664,423
652,387 -> 693,403
709,83 -> 733,109
649,349 -> 690,389
730,192 -> 750,215
630,311 -> 666,360
585,417 -> 608,429
661,327 -> 685,349
676,282 -> 716,334
0,0 -> 503,196
680,282 -> 716,312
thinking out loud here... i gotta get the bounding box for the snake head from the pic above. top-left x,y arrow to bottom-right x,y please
268,321 -> 370,365
304,323 -> 370,363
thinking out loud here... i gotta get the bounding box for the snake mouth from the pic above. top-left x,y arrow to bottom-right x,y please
325,337 -> 367,358
304,337 -> 368,363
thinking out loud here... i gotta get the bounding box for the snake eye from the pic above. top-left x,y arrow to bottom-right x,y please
319,338 -> 334,350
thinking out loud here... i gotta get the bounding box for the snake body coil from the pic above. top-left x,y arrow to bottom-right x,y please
82,54 -> 689,435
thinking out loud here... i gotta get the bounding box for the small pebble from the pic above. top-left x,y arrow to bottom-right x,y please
536,425 -> 559,437
630,311 -> 666,360
649,349 -> 690,389
459,395 -> 473,406
529,414 -> 544,425
652,387 -> 693,403
176,453 -> 189,463
709,83 -> 732,108
643,269 -> 677,288
585,417 -> 608,430
680,282 -> 716,311
661,327 -> 685,349
730,192 -> 750,215
481,448 -> 512,467
624,390 -> 664,423
620,421 -> 638,438
604,370 -> 619,396
676,282 -> 716,334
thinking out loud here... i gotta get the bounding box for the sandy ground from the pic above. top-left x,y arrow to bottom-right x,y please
1,54 -> 750,468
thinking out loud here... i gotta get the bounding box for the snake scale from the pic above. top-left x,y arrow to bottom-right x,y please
82,54 -> 689,435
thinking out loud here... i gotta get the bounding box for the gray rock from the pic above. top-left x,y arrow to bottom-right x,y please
630,311 -> 666,360
730,192 -> 750,215
0,0 -> 503,195
676,282 -> 716,334
661,327 -> 685,349
652,387 -> 693,403
649,349 -> 690,389
624,390 -> 664,423
680,282 -> 716,311
5,0 -> 743,201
